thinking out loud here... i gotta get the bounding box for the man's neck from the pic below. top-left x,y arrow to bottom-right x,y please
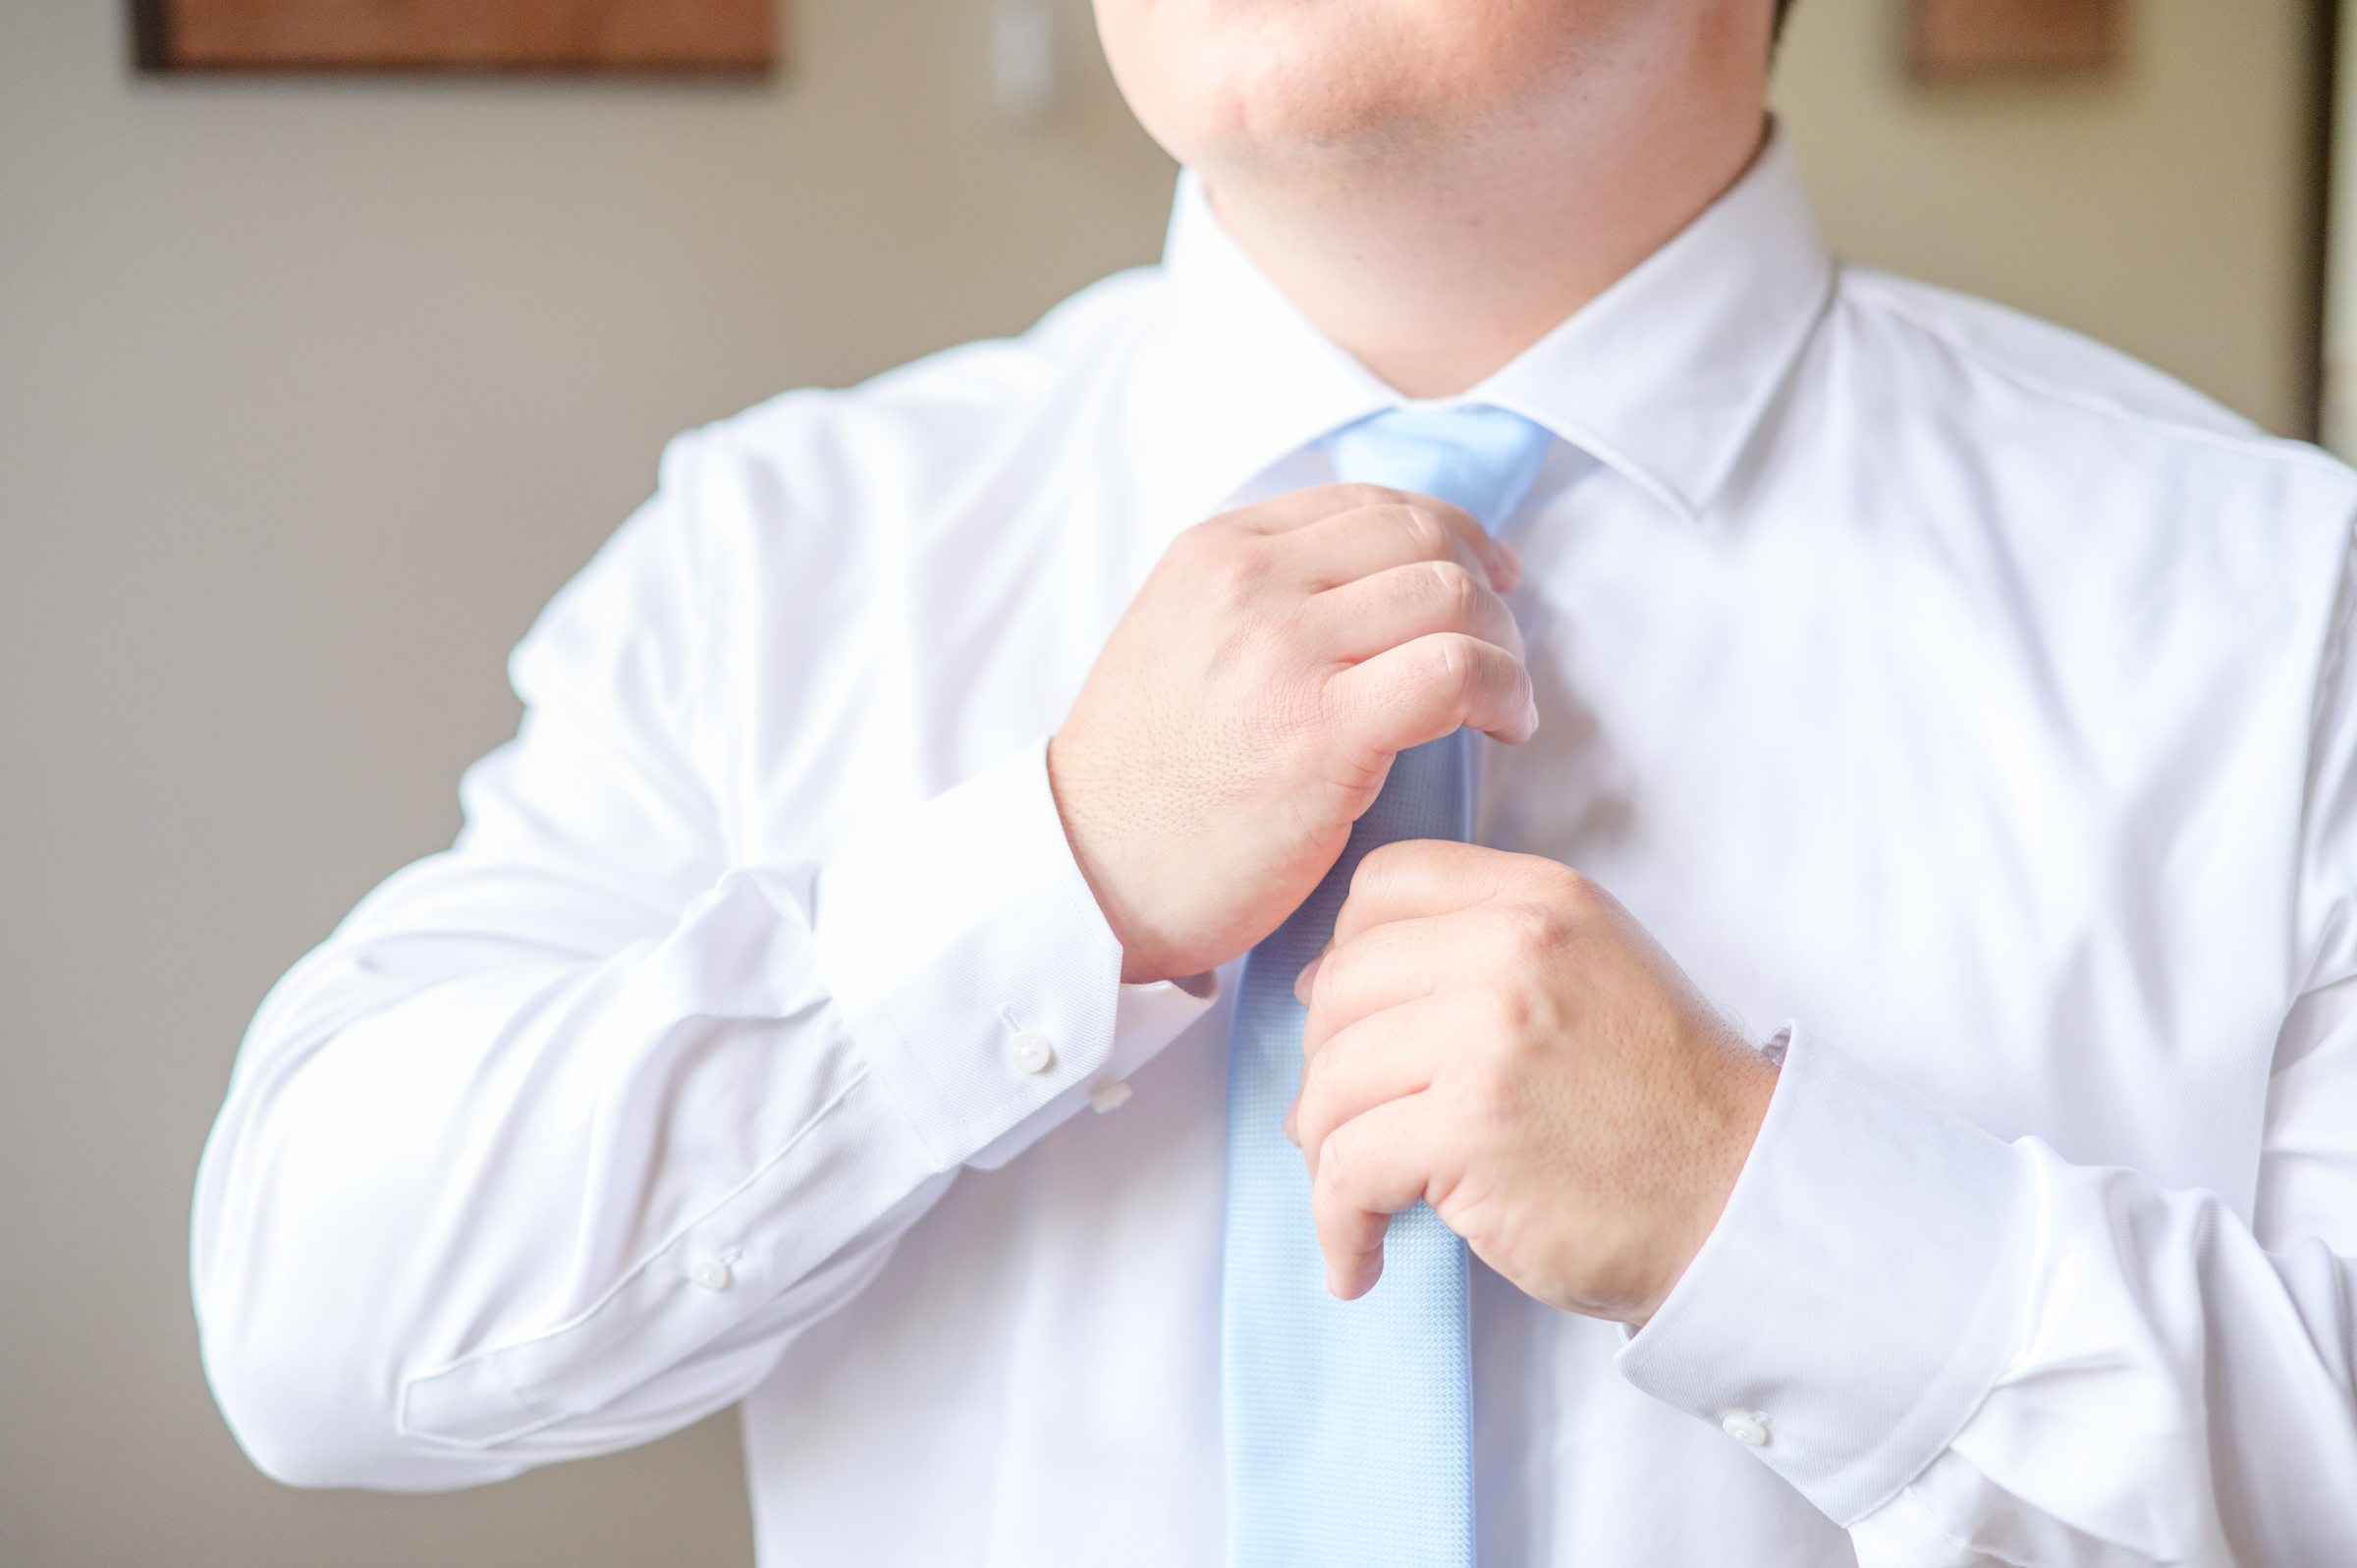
1198,66 -> 1771,400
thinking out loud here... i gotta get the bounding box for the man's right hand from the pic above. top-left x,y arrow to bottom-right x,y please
1046,483 -> 1536,985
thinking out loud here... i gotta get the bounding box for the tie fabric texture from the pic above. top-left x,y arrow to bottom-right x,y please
1223,405 -> 1554,1568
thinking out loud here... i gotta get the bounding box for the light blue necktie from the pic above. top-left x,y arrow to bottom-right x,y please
1223,405 -> 1554,1568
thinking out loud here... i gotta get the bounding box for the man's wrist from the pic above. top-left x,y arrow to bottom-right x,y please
1044,729 -> 1176,985
1634,1026 -> 1782,1325
1616,1021 -> 2033,1524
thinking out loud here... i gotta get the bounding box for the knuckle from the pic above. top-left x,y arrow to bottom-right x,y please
1172,514 -> 1231,561
1208,530 -> 1269,589
1395,505 -> 1451,559
1293,1085 -> 1322,1149
1308,944 -> 1350,1011
1313,1134 -> 1355,1205
1502,900 -> 1568,957
1350,838 -> 1405,897
1458,1056 -> 1520,1135
1496,1021 -> 1552,1084
1422,559 -> 1480,622
1432,632 -> 1481,697
1549,863 -> 1600,914
1298,1035 -> 1337,1102
1335,483 -> 1406,512
1479,980 -> 1536,1039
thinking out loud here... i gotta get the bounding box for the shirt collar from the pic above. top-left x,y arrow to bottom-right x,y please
1125,127 -> 1835,529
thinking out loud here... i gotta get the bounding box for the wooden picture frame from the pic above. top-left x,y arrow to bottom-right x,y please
133,0 -> 777,75
2310,0 -> 2344,448
1911,0 -> 2122,81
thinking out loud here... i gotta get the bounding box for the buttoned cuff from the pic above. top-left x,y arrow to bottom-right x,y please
1615,1021 -> 2036,1525
812,736 -> 1219,1172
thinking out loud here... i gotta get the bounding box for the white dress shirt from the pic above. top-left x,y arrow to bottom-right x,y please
193,135 -> 2357,1566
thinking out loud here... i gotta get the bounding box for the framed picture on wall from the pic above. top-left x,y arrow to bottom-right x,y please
1910,0 -> 2122,80
133,0 -> 778,74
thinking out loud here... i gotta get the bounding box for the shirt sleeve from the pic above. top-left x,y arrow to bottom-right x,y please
1616,536 -> 2357,1566
189,437 -> 1218,1490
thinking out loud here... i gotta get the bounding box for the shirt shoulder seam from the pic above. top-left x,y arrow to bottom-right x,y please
1837,269 -> 2351,479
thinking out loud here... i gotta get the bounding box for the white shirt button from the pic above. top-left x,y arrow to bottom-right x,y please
689,1255 -> 733,1292
1088,1078 -> 1131,1113
1009,1030 -> 1055,1074
1720,1410 -> 1770,1447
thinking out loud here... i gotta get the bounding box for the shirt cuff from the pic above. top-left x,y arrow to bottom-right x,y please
812,736 -> 1220,1171
1614,1020 -> 2037,1525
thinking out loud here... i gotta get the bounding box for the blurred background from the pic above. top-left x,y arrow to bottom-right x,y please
0,1 -> 2343,1563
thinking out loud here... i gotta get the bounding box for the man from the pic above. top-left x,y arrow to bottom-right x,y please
192,0 -> 2357,1562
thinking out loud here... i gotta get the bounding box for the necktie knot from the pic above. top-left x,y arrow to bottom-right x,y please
1327,405 -> 1554,535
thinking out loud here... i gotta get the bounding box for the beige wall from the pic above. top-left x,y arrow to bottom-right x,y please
0,2 -> 2326,1565
0,4 -> 1175,1566
1777,0 -> 2323,440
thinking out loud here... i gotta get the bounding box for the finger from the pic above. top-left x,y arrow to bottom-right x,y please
1304,560 -> 1524,667
1220,483 -> 1431,541
1278,495 -> 1518,593
1299,909 -> 1477,1056
1180,487 -> 1407,574
1289,997 -> 1455,1178
1311,1094 -> 1452,1300
1325,631 -> 1536,751
1333,838 -> 1557,948
1292,947 -> 1330,1005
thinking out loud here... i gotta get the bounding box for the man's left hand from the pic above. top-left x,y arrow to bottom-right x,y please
1286,838 -> 1779,1325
